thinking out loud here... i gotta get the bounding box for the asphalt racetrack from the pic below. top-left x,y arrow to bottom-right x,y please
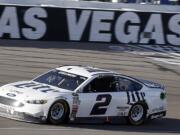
0,40 -> 180,135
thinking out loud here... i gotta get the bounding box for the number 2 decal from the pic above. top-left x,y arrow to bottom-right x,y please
90,94 -> 112,115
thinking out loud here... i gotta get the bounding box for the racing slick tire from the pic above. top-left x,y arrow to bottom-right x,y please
127,103 -> 147,126
48,100 -> 69,125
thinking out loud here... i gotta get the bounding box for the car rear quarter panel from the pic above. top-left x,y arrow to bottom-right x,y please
145,88 -> 167,115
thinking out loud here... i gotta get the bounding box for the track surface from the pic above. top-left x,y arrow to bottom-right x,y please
0,40 -> 180,135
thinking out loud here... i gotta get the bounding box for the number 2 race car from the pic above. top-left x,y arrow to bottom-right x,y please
0,65 -> 167,125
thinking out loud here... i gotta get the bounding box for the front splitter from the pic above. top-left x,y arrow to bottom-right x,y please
0,106 -> 46,124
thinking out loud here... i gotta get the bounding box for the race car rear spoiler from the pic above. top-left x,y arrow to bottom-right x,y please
138,79 -> 165,89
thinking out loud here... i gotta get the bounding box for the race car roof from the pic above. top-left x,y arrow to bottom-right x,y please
56,65 -> 115,78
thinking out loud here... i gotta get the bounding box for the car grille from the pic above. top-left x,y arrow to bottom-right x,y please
0,96 -> 24,107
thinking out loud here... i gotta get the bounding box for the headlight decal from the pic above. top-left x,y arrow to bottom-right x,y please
26,100 -> 47,104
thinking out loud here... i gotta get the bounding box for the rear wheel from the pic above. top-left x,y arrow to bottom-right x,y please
127,104 -> 147,125
48,101 -> 69,124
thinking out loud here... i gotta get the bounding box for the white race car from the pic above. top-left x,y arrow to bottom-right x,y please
0,65 -> 167,125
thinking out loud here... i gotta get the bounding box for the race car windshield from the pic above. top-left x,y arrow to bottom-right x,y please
33,70 -> 87,91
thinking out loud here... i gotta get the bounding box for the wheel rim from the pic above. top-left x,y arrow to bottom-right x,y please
51,103 -> 64,120
130,105 -> 144,122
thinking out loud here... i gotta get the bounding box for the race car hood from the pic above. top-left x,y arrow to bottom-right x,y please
0,81 -> 72,100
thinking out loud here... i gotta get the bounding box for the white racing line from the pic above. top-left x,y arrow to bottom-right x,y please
137,45 -> 180,66
109,45 -> 180,66
149,57 -> 180,66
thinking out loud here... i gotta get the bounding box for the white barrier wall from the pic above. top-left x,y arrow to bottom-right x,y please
0,0 -> 179,12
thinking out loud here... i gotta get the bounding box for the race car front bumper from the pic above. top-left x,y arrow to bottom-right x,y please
0,106 -> 47,123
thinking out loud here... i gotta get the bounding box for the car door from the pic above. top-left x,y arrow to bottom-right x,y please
76,75 -> 128,118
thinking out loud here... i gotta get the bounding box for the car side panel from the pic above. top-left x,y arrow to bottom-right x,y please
76,92 -> 129,117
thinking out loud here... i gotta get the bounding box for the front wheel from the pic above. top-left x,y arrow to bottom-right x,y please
127,104 -> 147,125
48,101 -> 69,125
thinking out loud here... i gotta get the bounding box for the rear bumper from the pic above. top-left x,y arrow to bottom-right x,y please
0,106 -> 47,123
148,111 -> 166,119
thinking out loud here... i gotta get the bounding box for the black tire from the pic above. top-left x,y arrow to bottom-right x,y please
127,103 -> 147,126
48,100 -> 69,125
